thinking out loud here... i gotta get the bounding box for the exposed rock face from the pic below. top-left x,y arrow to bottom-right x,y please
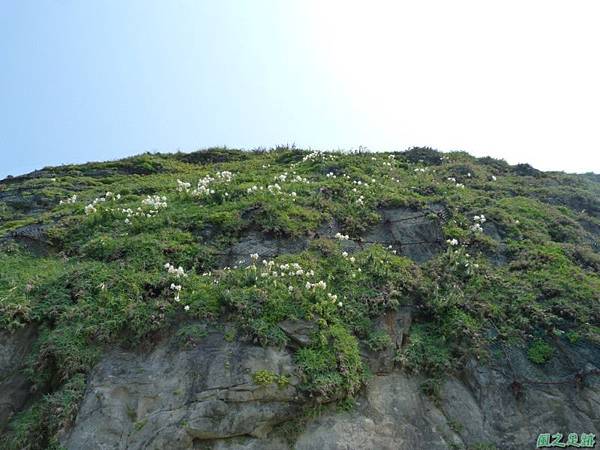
223,205 -> 445,267
363,206 -> 445,263
296,374 -> 463,450
4,223 -> 52,255
222,231 -> 310,267
299,341 -> 600,450
361,307 -> 413,375
0,326 -> 36,430
61,329 -> 301,450
278,320 -> 318,349
58,324 -> 599,450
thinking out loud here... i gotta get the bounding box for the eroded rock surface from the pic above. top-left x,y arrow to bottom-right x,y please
60,325 -> 599,450
0,326 -> 36,430
222,205 -> 445,267
222,231 -> 310,267
298,341 -> 600,450
61,330 -> 301,450
362,206 -> 445,263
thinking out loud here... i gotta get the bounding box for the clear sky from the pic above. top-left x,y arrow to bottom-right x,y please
2,0 -> 599,179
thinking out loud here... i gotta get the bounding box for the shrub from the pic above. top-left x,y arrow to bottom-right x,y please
527,339 -> 554,364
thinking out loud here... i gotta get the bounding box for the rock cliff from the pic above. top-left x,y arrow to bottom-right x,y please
1,147 -> 599,449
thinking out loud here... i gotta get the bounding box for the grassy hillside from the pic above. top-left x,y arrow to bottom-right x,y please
1,147 -> 599,448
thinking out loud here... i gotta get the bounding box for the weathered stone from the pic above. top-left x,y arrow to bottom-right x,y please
278,320 -> 317,348
6,223 -> 52,255
362,308 -> 413,374
58,327 -> 600,450
223,231 -> 309,267
295,374 -> 462,450
61,328 -> 301,450
0,326 -> 37,430
363,206 -> 444,263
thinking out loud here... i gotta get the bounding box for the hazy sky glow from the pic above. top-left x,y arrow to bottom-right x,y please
1,0 -> 599,178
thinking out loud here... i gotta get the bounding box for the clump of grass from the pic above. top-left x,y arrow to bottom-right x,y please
176,323 -> 208,348
252,370 -> 290,388
1,373 -> 86,450
527,339 -> 554,364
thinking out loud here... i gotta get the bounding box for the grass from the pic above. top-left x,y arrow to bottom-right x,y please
0,146 -> 599,447
527,339 -> 554,364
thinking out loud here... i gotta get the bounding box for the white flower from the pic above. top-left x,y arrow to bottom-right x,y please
177,179 -> 192,192
288,286 -> 294,292
84,204 -> 97,215
165,263 -> 187,278
491,175 -> 497,181
337,301 -> 343,307
250,253 -> 259,261
447,238 -> 459,246
142,195 -> 167,209
184,305 -> 190,311
342,251 -> 348,258
60,194 -> 78,205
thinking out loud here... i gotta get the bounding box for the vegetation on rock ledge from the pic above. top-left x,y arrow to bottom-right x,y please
1,146 -> 599,448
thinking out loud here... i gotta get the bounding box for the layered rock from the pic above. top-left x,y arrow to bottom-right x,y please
57,324 -> 599,450
60,329 -> 301,450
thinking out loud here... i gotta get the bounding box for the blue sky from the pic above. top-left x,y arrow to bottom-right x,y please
2,1 -> 599,178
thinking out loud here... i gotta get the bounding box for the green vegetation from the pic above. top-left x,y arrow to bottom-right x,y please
1,146 -> 599,447
366,329 -> 392,351
252,370 -> 290,388
527,339 -> 554,364
1,373 -> 85,450
176,323 -> 208,348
